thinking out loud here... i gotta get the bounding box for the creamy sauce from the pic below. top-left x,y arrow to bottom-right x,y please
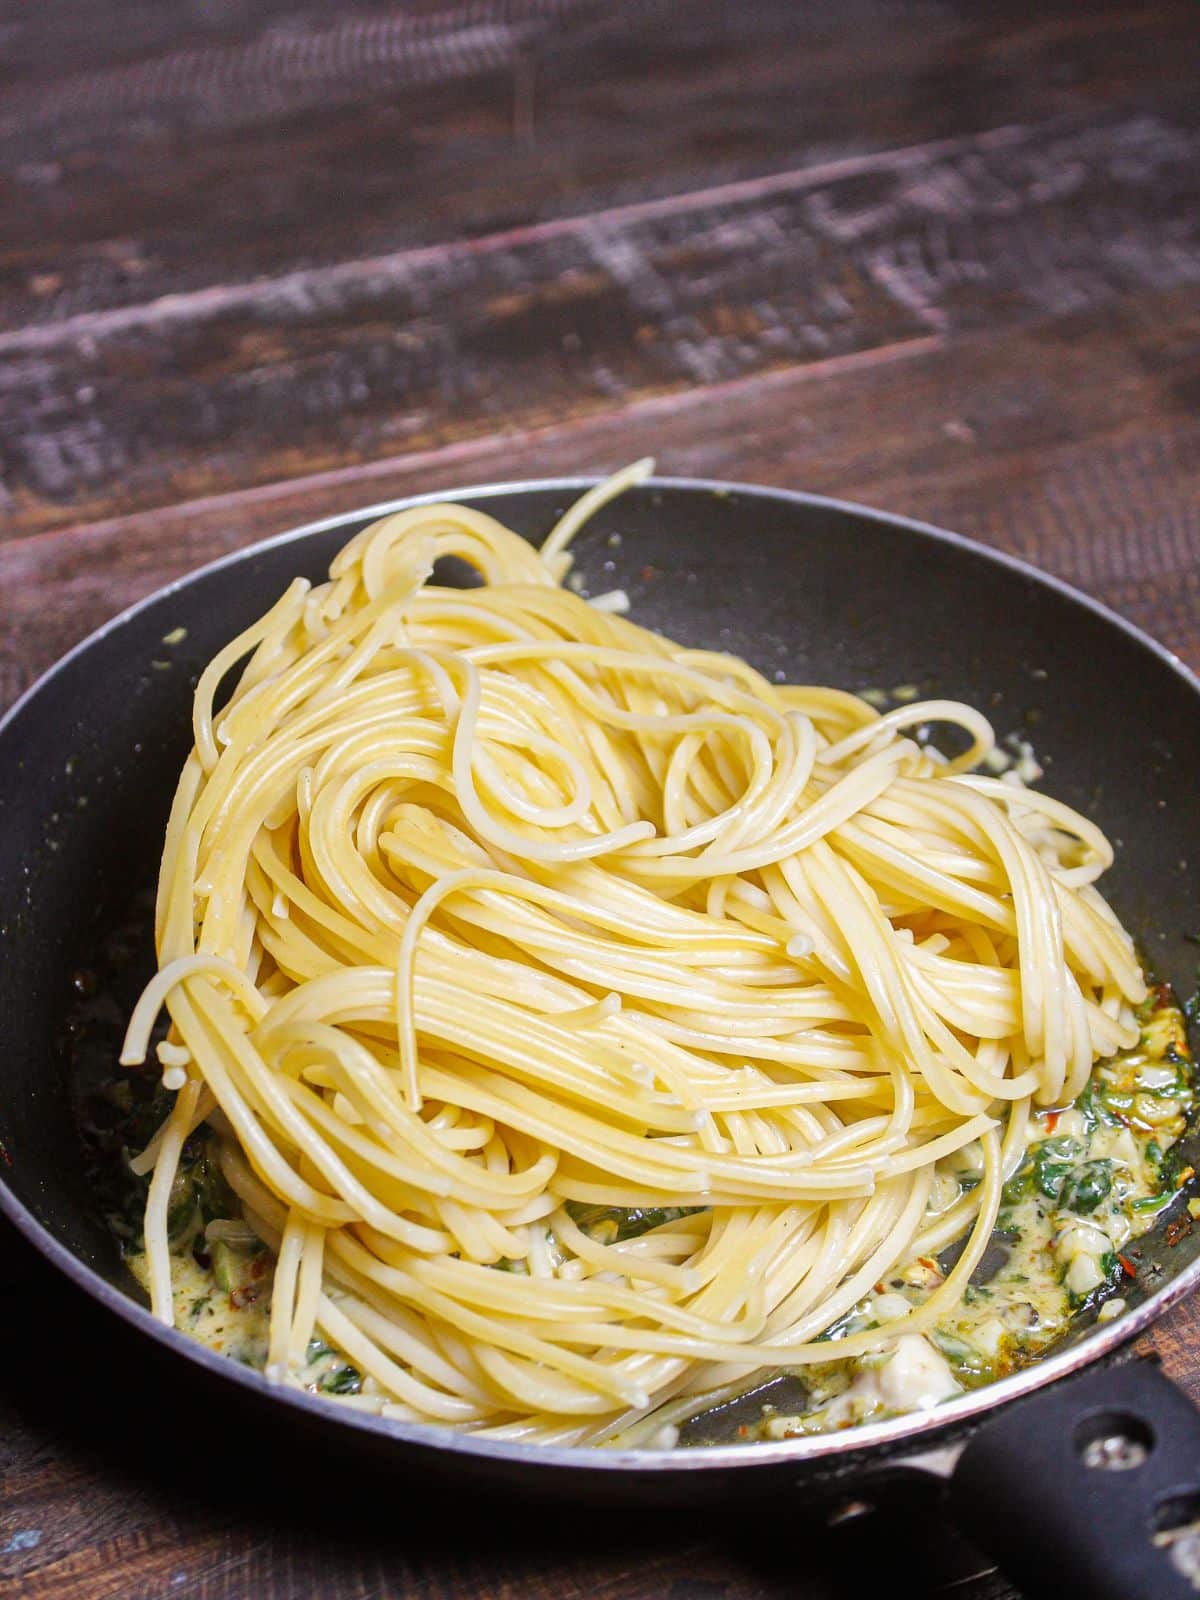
123,1163 -> 364,1397
106,989 -> 1193,1441
752,989 -> 1194,1440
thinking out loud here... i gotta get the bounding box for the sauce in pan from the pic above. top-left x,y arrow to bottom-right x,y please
70,891 -> 1195,1442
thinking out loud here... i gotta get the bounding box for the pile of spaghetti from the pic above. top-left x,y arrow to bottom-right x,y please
122,462 -> 1145,1444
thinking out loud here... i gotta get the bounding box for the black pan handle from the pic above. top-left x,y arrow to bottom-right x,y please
941,1356 -> 1200,1599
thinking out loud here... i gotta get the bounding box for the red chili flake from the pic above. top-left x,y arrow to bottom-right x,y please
640,565 -> 661,583
736,1425 -> 750,1439
230,1285 -> 261,1309
1044,1111 -> 1061,1134
1164,1217 -> 1193,1248
1118,1254 -> 1137,1277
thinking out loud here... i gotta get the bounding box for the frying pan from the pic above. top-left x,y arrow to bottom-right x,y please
3,479 -> 1200,1598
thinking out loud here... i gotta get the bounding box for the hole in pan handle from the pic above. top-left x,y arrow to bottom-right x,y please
920,1355 -> 1200,1600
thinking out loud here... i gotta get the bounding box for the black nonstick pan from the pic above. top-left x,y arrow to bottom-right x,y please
3,479 -> 1200,1599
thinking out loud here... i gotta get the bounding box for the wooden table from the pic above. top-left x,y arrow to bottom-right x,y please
2,3 -> 1199,1595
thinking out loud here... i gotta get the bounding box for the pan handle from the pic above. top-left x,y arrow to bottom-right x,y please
921,1356 -> 1200,1600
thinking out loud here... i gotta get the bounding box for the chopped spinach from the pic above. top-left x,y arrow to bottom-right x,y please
813,1304 -> 868,1344
1035,1138 -> 1085,1200
1057,1160 -> 1114,1216
318,1364 -> 364,1395
928,1329 -> 990,1385
1002,1137 -> 1083,1205
1074,1251 -> 1126,1312
1076,1079 -> 1122,1132
302,1339 -> 364,1394
566,1202 -> 703,1242
1161,1139 -> 1196,1189
160,1137 -> 239,1247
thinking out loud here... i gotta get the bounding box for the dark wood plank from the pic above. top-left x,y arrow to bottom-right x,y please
3,286 -> 1196,711
4,103 -> 1200,539
3,0 -> 1197,336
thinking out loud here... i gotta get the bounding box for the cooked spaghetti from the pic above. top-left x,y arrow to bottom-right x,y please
120,462 -> 1148,1445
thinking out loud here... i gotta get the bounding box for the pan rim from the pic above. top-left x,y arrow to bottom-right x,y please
3,472 -> 1199,1476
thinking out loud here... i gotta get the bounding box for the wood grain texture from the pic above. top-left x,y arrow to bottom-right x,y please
2,2 -> 1200,536
2,0 -> 1196,329
2,286 -> 1196,711
3,3 -> 1200,1598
